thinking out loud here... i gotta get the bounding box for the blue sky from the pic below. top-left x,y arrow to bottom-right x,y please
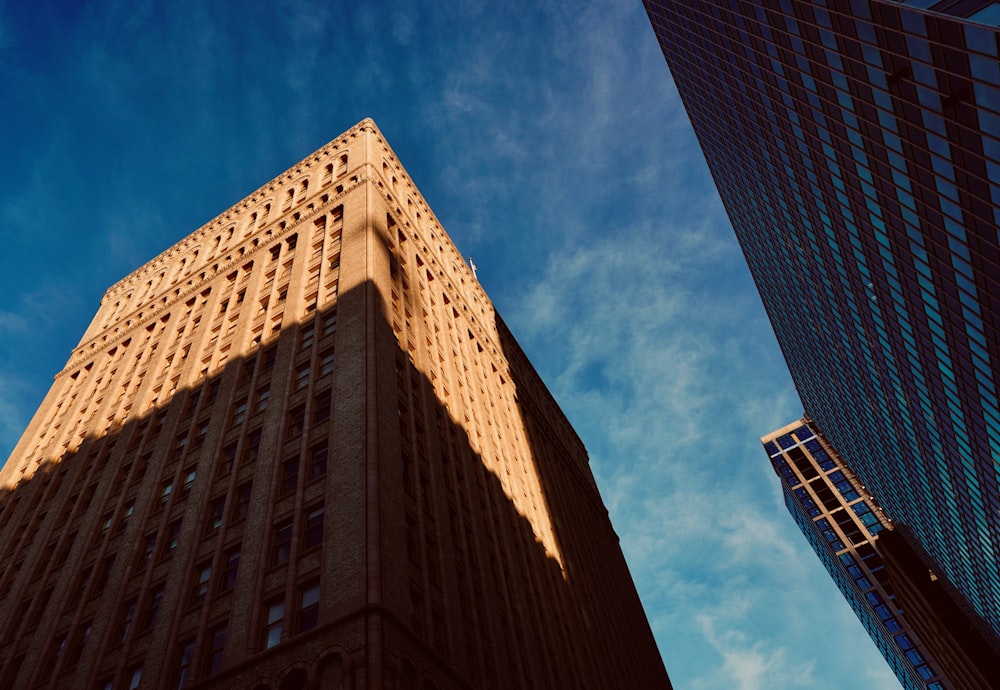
0,1 -> 898,687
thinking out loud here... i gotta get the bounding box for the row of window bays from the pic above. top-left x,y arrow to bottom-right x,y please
0,295 -> 343,687
97,150 -> 352,335
13,204 -> 345,484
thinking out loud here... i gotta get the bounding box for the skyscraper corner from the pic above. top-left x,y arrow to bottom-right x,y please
0,119 -> 671,689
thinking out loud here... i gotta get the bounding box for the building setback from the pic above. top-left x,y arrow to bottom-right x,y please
0,119 -> 671,689
763,420 -> 949,689
644,0 -> 1000,661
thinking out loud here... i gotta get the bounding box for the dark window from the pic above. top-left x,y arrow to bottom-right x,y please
191,563 -> 211,606
233,483 -> 252,521
298,581 -> 320,633
193,419 -> 209,447
294,364 -> 310,390
281,460 -> 299,496
204,625 -> 227,675
163,520 -> 182,556
218,444 -> 237,476
181,468 -> 196,498
254,387 -> 270,413
304,506 -> 324,550
231,399 -> 248,428
310,444 -> 328,480
313,393 -> 331,423
161,481 -> 173,505
286,406 -> 306,437
206,497 -> 225,534
243,432 -> 261,465
219,548 -> 240,592
141,586 -> 165,630
272,520 -> 293,566
65,620 -> 91,666
174,639 -> 195,689
118,599 -> 137,642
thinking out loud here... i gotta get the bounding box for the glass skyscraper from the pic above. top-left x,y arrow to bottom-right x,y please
644,0 -> 1000,654
762,420 -> 947,689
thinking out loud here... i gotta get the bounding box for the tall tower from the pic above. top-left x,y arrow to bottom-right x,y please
762,420 -> 949,689
0,120 -> 671,689
644,0 -> 1000,655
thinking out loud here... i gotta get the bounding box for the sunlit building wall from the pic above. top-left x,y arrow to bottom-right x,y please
0,120 -> 670,689
644,0 -> 1000,651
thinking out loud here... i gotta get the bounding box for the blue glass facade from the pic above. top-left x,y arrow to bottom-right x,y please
764,421 -> 945,688
644,0 -> 1000,650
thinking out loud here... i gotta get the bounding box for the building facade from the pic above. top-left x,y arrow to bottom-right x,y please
645,0 -> 1000,653
0,120 -> 671,689
763,420 -> 948,688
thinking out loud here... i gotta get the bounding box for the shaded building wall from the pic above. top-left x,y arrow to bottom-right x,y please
0,120 -> 670,689
645,0 -> 1000,647
877,528 -> 1000,689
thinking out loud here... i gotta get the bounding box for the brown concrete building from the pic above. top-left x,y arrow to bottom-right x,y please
0,120 -> 670,689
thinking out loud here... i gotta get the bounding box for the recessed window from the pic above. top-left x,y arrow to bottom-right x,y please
218,547 -> 240,592
281,459 -> 299,496
191,563 -> 211,606
272,520 -> 293,566
304,506 -> 324,550
262,600 -> 284,649
310,444 -> 328,480
298,581 -> 320,633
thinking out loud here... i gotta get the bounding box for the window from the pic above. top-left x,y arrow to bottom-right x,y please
243,431 -> 261,465
231,399 -> 248,428
193,419 -> 209,447
141,585 -> 165,630
262,346 -> 277,371
164,520 -> 183,556
204,625 -> 227,675
161,481 -> 174,505
207,496 -> 225,534
286,406 -> 306,437
141,533 -> 157,566
191,563 -> 211,606
65,620 -> 91,666
254,387 -> 270,413
281,459 -> 299,496
313,393 -> 331,423
118,599 -> 137,642
321,312 -> 337,338
319,349 -> 335,377
272,520 -> 293,566
127,665 -> 143,690
233,483 -> 252,521
242,356 -> 257,384
304,506 -> 324,550
181,468 -> 196,498
299,323 -> 315,349
309,444 -> 328,480
174,639 -> 195,689
294,364 -> 310,390
118,502 -> 135,533
298,581 -> 320,633
219,547 -> 240,592
263,600 -> 284,649
218,444 -> 236,477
